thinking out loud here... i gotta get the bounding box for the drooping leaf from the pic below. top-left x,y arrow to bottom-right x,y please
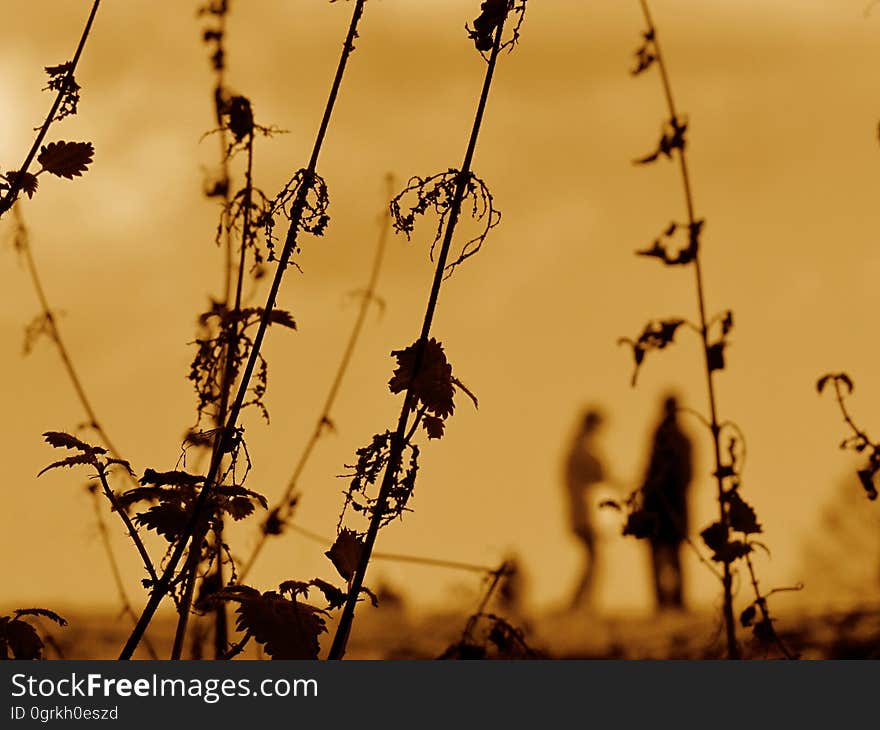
740,604 -> 757,628
422,415 -> 445,440
727,491 -> 762,535
857,468 -> 878,501
268,309 -> 297,330
223,95 -> 254,143
707,342 -> 726,373
14,608 -> 67,626
216,586 -> 327,660
225,497 -> 255,520
389,338 -> 455,418
278,581 -> 312,599
37,141 -> 94,179
700,521 -> 727,555
325,528 -> 364,582
38,453 -> 97,477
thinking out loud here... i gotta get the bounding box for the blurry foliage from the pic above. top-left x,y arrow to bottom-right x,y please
818,373 -> 880,501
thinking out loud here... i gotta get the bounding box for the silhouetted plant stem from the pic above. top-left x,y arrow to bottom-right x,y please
328,11 -> 509,661
743,554 -> 794,659
239,174 -> 393,582
118,0 -> 368,660
14,206 -> 133,478
175,130 -> 256,659
87,487 -> 159,659
94,465 -> 158,587
170,547 -> 201,660
457,562 -> 509,637
636,0 -> 738,659
0,0 -> 101,217
13,205 -> 156,654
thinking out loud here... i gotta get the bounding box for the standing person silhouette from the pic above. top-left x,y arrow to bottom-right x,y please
640,395 -> 693,611
563,408 -> 607,610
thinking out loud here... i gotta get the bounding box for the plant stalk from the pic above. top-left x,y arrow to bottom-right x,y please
328,12 -> 508,660
239,174 -> 392,582
637,0 -> 738,658
118,0 -> 368,660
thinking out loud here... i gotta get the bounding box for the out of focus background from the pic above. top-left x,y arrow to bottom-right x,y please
2,0 -> 880,656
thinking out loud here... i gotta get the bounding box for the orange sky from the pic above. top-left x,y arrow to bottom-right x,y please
2,0 -> 880,622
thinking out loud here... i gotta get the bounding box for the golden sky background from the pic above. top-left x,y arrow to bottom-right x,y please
2,0 -> 880,618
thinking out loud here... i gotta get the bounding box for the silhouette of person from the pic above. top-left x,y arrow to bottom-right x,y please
640,395 -> 693,611
563,408 -> 606,610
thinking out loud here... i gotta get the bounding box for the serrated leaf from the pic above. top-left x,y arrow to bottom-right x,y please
858,468 -> 878,501
105,458 -> 134,474
38,453 -> 97,477
42,431 -> 105,453
278,581 -> 312,599
37,141 -> 94,179
389,338 -> 455,418
217,587 -> 327,660
135,503 -> 190,542
2,170 -> 38,199
422,415 -> 445,440
268,309 -> 297,330
15,608 -> 67,626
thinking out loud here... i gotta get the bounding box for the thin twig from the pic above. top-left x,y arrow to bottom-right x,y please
220,631 -> 252,660
283,521 -> 499,574
636,0 -> 739,658
87,486 -> 159,659
239,173 -> 393,581
13,205 -> 135,481
94,465 -> 158,586
743,553 -> 795,659
329,8 -> 512,660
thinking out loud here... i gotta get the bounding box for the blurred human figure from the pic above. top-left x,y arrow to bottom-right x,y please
640,395 -> 693,611
563,408 -> 606,610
